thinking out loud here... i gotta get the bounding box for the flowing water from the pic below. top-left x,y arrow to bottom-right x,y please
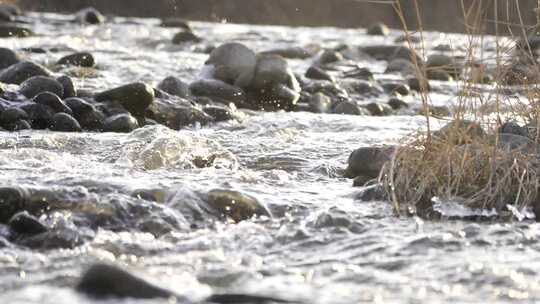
0,12 -> 539,304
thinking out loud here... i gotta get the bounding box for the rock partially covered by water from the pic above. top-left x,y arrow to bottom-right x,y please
95,82 -> 154,116
33,92 -> 72,114
160,18 -> 191,30
205,42 -> 257,86
57,52 -> 96,67
345,146 -> 396,179
8,211 -> 48,236
0,61 -> 51,85
51,112 -> 82,132
0,25 -> 32,38
172,30 -> 202,44
157,76 -> 190,98
19,76 -> 64,98
57,75 -> 77,98
75,7 -> 105,24
77,263 -> 175,299
362,45 -> 423,64
0,186 -> 29,223
0,107 -> 28,130
205,189 -> 271,222
103,113 -> 139,133
367,23 -> 390,36
0,48 -> 20,70
189,78 -> 246,105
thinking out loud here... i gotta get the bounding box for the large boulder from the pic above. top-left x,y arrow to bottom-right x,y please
95,83 -> 154,116
0,61 -> 51,85
345,146 -> 396,179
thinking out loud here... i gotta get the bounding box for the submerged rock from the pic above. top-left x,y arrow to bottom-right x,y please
333,101 -> 362,115
8,211 -> 48,236
95,83 -> 154,116
0,61 -> 51,85
206,189 -> 271,222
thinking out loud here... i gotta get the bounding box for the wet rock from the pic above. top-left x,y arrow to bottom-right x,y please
202,105 -> 234,122
0,4 -> 20,22
8,211 -> 48,236
205,42 -> 257,86
308,92 -> 332,113
385,58 -> 417,75
364,102 -> 392,116
260,46 -> 316,59
0,187 -> 29,223
64,97 -> 94,117
247,83 -> 299,111
103,113 -> 139,133
0,25 -> 32,38
20,103 -> 55,129
33,92 -> 72,114
149,99 -> 213,129
206,189 -> 271,223
367,23 -> 390,36
51,113 -> 82,132
251,55 -> 290,89
77,263 -> 175,299
352,175 -> 373,187
499,121 -> 528,137
345,146 -> 396,179
57,75 -> 77,98
0,61 -> 51,85
95,82 -> 154,116
20,76 -> 64,98
355,184 -> 387,201
342,79 -> 383,97
157,76 -> 190,98
57,52 -> 95,67
342,67 -> 373,80
18,228 -> 86,249
172,30 -> 202,44
4,119 -> 31,131
388,97 -> 408,110
362,45 -> 422,64
407,77 -> 430,92
160,18 -> 191,30
0,48 -> 20,70
434,120 -> 486,145
333,101 -> 362,115
426,54 -> 461,78
75,7 -> 105,24
305,66 -> 334,82
426,69 -> 452,81
0,107 -> 27,128
317,49 -> 343,65
189,79 -> 246,105
78,109 -> 105,131
381,83 -> 409,96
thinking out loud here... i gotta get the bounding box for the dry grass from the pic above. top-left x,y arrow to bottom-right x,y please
380,0 -> 540,218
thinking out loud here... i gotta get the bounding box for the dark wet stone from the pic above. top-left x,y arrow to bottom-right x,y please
0,187 -> 29,223
150,99 -> 213,130
202,105 -> 234,122
57,52 -> 95,67
33,92 -> 72,114
345,146 -> 396,179
382,83 -> 409,96
9,211 -> 48,236
138,217 -> 174,237
20,76 -> 64,99
51,113 -> 82,132
362,45 -> 422,64
352,175 -> 373,187
342,80 -> 383,96
365,102 -> 392,116
367,23 -> 390,36
206,42 -> 257,86
251,54 -> 291,89
0,61 -> 51,85
355,184 -> 388,201
206,189 -> 271,223
388,97 -> 408,110
499,121 -> 528,137
333,101 -> 361,115
172,30 -> 202,44
189,79 -> 246,105
426,69 -> 452,81
103,113 -> 139,133
407,77 -> 430,92
385,58 -> 416,75
76,7 -> 105,24
433,120 -> 486,145
78,109 -> 105,131
247,83 -> 299,111
0,25 -> 32,38
76,263 -> 174,299
0,48 -> 20,70
426,54 -> 461,78
57,75 -> 77,98
260,46 -> 316,59
157,76 -> 190,98
95,82 -> 154,116
0,107 -> 28,127
343,67 -> 373,80
394,34 -> 422,43
160,18 -> 191,30
64,97 -> 94,116
4,119 -> 31,131
20,103 -> 55,129
0,4 -> 20,22
308,92 -> 332,113
20,47 -> 47,54
18,228 -> 86,249
318,49 -> 343,65
305,66 -> 334,82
